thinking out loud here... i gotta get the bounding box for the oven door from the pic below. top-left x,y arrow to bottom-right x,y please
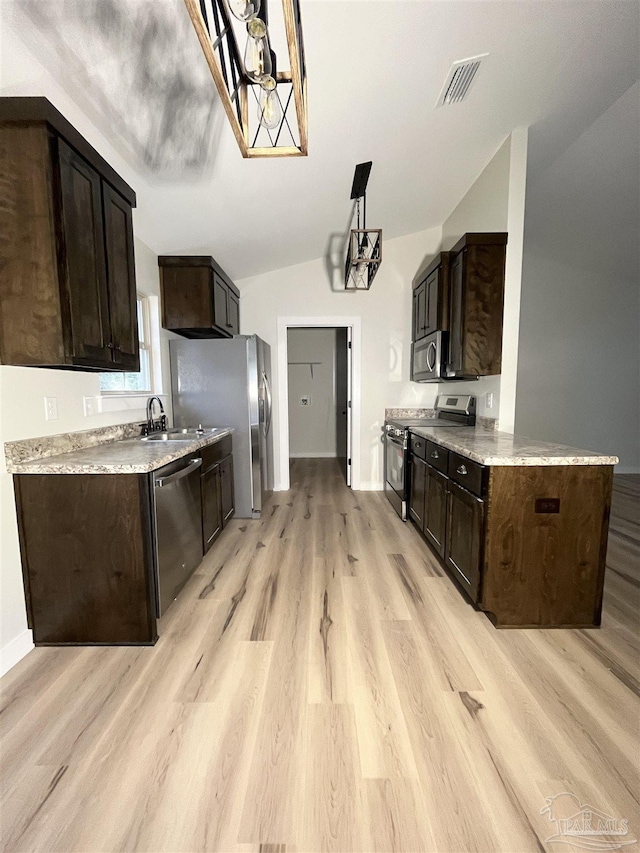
384,430 -> 407,520
411,331 -> 445,382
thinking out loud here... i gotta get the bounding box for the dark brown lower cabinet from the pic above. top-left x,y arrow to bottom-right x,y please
14,473 -> 157,645
424,464 -> 448,558
445,480 -> 484,601
15,438 -> 236,645
200,444 -> 235,553
406,432 -> 614,627
408,455 -> 426,528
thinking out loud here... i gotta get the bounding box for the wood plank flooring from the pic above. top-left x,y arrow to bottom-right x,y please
1,461 -> 638,853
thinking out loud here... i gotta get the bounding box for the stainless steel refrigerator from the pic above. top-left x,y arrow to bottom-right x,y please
170,335 -> 274,518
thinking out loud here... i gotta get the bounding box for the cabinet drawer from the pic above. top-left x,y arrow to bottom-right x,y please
410,434 -> 427,461
201,435 -> 232,472
426,440 -> 448,473
447,451 -> 485,497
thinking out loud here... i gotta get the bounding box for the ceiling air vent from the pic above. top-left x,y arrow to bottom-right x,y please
436,53 -> 488,107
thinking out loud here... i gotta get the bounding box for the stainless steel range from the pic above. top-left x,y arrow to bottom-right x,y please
384,395 -> 476,520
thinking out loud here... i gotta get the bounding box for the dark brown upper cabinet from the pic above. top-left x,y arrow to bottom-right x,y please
0,97 -> 139,371
446,233 -> 507,378
159,256 -> 240,339
412,252 -> 451,342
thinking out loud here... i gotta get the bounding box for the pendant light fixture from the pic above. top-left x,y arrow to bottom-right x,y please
344,162 -> 382,290
183,0 -> 307,157
258,75 -> 282,129
244,17 -> 272,83
227,0 -> 261,22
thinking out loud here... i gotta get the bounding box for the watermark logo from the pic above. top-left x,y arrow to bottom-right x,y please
541,792 -> 637,850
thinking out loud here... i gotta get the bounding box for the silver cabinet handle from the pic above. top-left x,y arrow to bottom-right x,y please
457,464 -> 468,475
155,458 -> 202,487
431,450 -> 439,459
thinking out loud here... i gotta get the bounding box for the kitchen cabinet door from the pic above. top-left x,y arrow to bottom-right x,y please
445,479 -> 484,601
201,464 -> 223,552
424,269 -> 440,335
220,454 -> 235,526
102,182 -> 139,370
57,138 -> 112,366
228,291 -> 240,335
424,464 -> 447,558
447,250 -> 465,376
409,455 -> 426,530
412,281 -> 427,341
213,273 -> 229,331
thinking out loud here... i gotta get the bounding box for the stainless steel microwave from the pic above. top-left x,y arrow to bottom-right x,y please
411,331 -> 447,382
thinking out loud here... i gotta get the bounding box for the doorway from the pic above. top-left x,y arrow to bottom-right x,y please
277,316 -> 361,491
287,327 -> 350,483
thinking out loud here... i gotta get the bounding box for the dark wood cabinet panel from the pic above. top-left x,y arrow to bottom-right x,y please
411,252 -> 451,343
445,480 -> 484,602
102,183 -> 139,370
424,465 -> 447,558
220,454 -> 235,526
409,455 -> 426,530
15,473 -> 156,644
446,234 -> 507,378
413,281 -> 427,341
201,465 -> 223,552
228,292 -> 240,335
483,465 -> 613,627
213,273 -> 229,330
56,138 -> 111,365
0,98 -> 139,371
159,256 -> 240,339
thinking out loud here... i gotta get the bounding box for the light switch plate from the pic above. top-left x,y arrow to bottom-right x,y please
83,396 -> 97,417
485,392 -> 494,410
44,396 -> 58,421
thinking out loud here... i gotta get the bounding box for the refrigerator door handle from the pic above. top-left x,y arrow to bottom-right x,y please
262,371 -> 273,438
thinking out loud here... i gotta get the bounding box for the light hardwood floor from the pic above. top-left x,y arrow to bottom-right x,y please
1,461 -> 638,853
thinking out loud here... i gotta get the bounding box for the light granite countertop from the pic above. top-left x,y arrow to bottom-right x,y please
7,429 -> 234,475
408,425 -> 618,466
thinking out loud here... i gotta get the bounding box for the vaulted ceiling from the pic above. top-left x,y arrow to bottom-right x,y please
2,0 -> 639,279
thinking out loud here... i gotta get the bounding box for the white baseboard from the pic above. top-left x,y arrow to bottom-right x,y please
0,629 -> 34,678
289,452 -> 338,459
356,481 -> 384,491
615,466 -> 640,475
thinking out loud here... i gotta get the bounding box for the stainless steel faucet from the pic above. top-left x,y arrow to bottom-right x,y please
144,396 -> 167,435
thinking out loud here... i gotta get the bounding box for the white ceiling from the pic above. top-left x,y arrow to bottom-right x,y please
4,0 -> 640,280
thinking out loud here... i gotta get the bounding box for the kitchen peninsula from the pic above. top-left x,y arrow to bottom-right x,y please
403,418 -> 617,628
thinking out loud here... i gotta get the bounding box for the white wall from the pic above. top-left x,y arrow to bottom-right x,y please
238,228 -> 442,490
437,131 -> 528,428
0,239 -> 173,675
287,329 -> 339,458
515,83 -> 640,471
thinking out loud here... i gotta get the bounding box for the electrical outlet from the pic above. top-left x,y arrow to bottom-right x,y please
44,396 -> 58,421
299,395 -> 311,406
83,396 -> 97,417
485,392 -> 494,410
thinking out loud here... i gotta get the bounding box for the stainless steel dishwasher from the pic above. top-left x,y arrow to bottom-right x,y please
152,454 -> 203,616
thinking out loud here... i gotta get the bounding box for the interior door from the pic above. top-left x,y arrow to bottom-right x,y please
335,328 -> 350,485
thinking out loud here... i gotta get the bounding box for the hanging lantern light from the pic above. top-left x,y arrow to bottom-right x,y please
344,162 -> 382,290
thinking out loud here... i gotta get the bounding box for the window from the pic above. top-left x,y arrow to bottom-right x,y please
99,296 -> 152,393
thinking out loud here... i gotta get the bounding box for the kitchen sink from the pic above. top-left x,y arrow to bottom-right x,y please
139,427 -> 224,442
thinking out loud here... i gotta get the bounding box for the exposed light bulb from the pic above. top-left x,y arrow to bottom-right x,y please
226,0 -> 260,22
258,76 -> 281,130
244,18 -> 272,83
